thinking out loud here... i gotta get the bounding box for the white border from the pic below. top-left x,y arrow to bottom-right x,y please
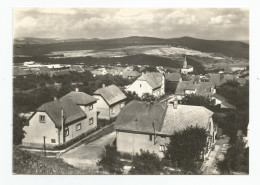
1,0 -> 260,185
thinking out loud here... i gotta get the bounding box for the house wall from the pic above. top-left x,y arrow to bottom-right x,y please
64,102 -> 97,142
127,80 -> 153,97
23,112 -> 60,146
93,95 -> 110,119
93,95 -> 125,120
116,131 -> 170,158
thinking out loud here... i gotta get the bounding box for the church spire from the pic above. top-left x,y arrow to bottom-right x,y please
183,55 -> 187,69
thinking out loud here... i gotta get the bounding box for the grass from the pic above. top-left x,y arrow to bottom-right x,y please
13,147 -> 103,174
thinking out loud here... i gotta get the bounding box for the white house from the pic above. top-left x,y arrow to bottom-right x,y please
127,72 -> 165,97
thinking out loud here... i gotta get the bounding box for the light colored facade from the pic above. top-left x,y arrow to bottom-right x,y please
127,73 -> 165,98
93,84 -> 126,120
116,131 -> 170,158
23,90 -> 98,148
115,101 -> 216,159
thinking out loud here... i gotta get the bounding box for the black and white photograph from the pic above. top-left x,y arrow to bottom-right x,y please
11,7 -> 250,175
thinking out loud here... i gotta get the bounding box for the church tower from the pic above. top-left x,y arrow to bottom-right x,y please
183,55 -> 187,69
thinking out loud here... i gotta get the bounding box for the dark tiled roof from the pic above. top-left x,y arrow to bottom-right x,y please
165,73 -> 181,82
37,98 -> 86,128
115,101 -> 166,134
138,73 -> 164,89
60,91 -> 98,105
161,104 -> 213,135
94,85 -> 127,106
175,81 -> 197,95
115,101 -> 213,135
175,81 -> 214,97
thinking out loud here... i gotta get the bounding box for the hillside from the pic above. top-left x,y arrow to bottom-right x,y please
13,36 -> 249,59
13,147 -> 101,174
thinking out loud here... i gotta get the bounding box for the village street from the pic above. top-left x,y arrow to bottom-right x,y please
61,132 -> 116,170
201,136 -> 230,174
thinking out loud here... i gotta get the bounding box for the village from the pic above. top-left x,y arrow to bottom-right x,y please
13,54 -> 249,175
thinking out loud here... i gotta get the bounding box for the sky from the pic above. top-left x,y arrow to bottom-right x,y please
13,8 -> 249,41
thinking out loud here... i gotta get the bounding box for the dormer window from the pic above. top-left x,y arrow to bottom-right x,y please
89,104 -> 93,111
39,115 -> 45,123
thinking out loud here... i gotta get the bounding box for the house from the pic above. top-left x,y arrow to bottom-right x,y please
91,68 -> 108,76
211,94 -> 236,110
115,100 -> 216,158
13,67 -> 34,79
174,81 -> 215,100
181,56 -> 193,74
23,88 -> 98,148
206,73 -> 237,87
93,84 -> 127,120
127,72 -> 165,97
122,70 -> 141,79
165,73 -> 182,83
70,65 -> 85,73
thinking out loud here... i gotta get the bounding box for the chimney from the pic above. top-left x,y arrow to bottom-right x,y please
75,87 -> 79,92
173,99 -> 178,109
102,84 -> 105,88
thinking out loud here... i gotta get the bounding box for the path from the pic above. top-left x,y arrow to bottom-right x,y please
201,136 -> 230,174
61,132 -> 116,170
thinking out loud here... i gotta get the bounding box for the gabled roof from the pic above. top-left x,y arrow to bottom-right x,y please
137,73 -> 164,89
37,99 -> 86,128
60,91 -> 98,105
212,94 -> 236,110
160,104 -> 213,135
114,101 -> 166,134
175,81 -> 197,95
165,73 -> 181,82
175,81 -> 214,97
115,101 -> 213,135
94,85 -> 127,106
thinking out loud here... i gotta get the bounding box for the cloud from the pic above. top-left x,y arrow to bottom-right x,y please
13,8 -> 249,40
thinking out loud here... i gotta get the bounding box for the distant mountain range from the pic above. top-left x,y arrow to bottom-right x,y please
13,36 -> 249,59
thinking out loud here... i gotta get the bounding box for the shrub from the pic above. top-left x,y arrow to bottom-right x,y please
129,150 -> 163,175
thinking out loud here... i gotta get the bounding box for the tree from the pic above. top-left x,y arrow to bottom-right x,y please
217,139 -> 249,174
97,144 -> 123,174
182,94 -> 215,111
165,126 -> 208,173
13,113 -> 26,145
129,150 -> 163,175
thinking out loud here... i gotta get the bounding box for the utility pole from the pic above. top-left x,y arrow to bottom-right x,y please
43,136 -> 46,156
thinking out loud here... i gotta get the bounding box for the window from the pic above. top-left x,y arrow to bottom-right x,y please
76,123 -> 81,131
65,127 -> 69,136
161,136 -> 165,139
149,135 -> 153,142
51,139 -> 56,143
111,107 -> 115,114
159,145 -> 165,152
89,118 -> 93,125
39,115 -> 45,123
140,84 -> 142,88
89,104 -> 93,111
120,102 -> 125,109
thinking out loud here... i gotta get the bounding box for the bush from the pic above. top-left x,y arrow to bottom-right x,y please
129,150 -> 163,175
217,139 -> 249,174
97,144 -> 123,174
165,126 -> 208,173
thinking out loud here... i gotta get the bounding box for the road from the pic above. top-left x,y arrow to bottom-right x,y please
201,136 -> 230,174
61,132 -> 116,170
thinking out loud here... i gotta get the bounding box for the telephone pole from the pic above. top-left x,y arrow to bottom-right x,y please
43,136 -> 46,156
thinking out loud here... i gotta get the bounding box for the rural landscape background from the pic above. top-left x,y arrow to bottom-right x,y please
13,8 -> 249,175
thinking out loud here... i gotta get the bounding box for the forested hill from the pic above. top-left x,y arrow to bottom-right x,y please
14,36 -> 249,59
